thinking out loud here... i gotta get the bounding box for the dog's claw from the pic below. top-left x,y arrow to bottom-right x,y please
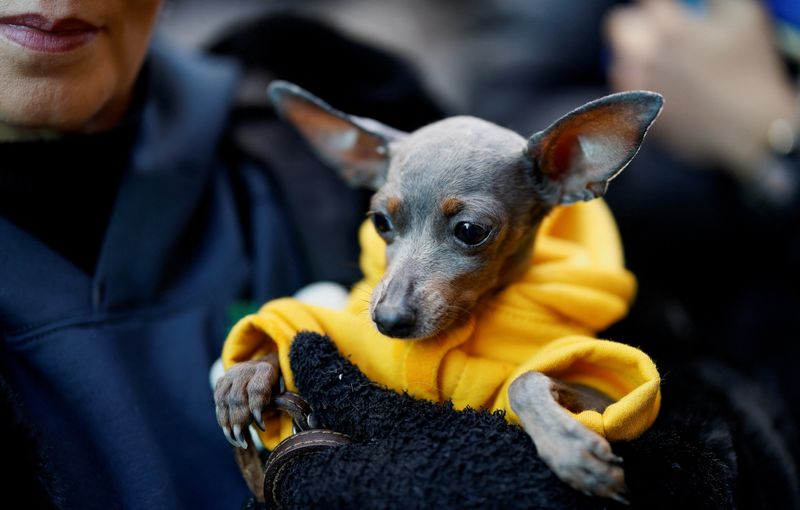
610,491 -> 630,506
252,410 -> 266,431
222,426 -> 239,448
233,424 -> 247,449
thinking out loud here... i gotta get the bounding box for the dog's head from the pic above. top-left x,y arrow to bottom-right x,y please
270,82 -> 662,339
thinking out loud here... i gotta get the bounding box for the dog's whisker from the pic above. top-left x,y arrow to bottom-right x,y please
352,287 -> 372,298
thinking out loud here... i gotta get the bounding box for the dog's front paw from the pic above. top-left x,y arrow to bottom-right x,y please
214,355 -> 280,449
535,417 -> 628,503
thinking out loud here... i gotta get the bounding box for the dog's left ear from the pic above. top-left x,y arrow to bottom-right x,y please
268,80 -> 407,190
527,91 -> 663,204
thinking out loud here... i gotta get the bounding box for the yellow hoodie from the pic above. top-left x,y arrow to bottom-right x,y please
223,200 -> 661,450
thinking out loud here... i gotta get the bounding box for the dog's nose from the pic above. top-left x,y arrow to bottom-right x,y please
374,306 -> 416,338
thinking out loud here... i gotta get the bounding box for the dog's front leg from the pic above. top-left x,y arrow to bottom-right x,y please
509,371 -> 628,503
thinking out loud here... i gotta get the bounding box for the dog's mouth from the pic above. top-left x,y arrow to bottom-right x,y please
371,296 -> 471,340
373,315 -> 447,340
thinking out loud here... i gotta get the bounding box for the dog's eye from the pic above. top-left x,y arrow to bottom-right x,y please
371,212 -> 393,234
454,222 -> 490,246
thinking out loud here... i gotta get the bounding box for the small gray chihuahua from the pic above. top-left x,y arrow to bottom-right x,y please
216,80 -> 662,503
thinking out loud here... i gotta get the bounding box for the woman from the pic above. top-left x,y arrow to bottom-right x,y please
0,1 -> 304,507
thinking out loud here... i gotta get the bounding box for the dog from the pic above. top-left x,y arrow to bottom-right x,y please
215,81 -> 663,502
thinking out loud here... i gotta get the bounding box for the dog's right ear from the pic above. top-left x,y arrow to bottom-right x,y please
268,81 -> 406,190
526,91 -> 663,205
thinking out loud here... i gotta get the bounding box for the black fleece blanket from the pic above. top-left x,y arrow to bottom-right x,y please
239,332 -> 799,509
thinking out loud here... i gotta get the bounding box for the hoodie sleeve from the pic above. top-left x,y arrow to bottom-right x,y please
222,298 -> 331,449
222,298 -> 394,448
222,296 -> 428,449
494,335 -> 661,441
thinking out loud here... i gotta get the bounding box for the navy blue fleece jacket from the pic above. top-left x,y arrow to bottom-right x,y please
0,42 -> 303,509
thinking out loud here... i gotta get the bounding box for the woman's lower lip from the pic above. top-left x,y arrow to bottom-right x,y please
0,23 -> 98,53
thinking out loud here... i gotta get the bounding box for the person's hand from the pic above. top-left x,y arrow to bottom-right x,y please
604,0 -> 797,183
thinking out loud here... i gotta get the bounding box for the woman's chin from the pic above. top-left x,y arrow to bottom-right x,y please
0,71 -> 127,135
